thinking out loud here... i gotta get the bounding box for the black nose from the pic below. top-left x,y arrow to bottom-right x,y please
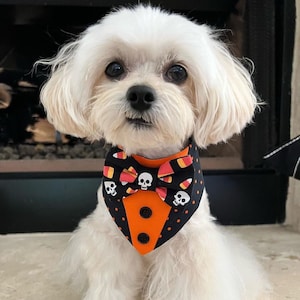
126,85 -> 156,112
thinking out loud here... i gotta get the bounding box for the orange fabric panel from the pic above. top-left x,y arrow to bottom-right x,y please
132,146 -> 189,168
123,191 -> 171,255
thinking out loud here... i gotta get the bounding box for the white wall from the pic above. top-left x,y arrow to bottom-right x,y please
286,0 -> 300,231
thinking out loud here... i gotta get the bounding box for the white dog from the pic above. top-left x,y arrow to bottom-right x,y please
39,5 -> 271,300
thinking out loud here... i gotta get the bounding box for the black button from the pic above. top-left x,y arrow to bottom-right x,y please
137,233 -> 150,244
140,206 -> 152,218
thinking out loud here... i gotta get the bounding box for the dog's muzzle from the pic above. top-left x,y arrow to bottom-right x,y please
126,85 -> 156,112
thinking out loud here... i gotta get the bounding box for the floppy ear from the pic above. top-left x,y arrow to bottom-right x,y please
192,29 -> 258,148
38,40 -> 89,138
38,34 -> 98,138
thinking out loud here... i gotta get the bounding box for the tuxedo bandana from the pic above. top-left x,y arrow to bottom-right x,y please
102,139 -> 204,255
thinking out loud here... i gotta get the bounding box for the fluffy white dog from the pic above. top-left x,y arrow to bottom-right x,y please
39,5 -> 271,300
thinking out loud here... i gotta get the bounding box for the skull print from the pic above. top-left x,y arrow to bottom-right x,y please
173,191 -> 191,206
104,181 -> 117,196
138,172 -> 153,190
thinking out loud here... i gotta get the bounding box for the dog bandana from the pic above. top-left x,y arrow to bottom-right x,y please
102,139 -> 204,255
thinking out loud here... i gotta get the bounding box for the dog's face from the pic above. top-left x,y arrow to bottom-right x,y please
40,6 -> 257,157
87,28 -> 197,156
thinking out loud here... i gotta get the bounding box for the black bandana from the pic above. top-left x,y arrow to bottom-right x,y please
102,139 -> 204,255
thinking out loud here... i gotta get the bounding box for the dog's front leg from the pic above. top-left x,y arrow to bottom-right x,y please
63,186 -> 145,300
142,196 -> 247,300
143,196 -> 270,300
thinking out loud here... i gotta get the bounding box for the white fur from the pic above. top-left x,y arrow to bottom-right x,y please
39,5 -> 271,299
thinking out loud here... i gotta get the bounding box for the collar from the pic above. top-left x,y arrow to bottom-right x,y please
132,145 -> 189,168
102,138 -> 204,255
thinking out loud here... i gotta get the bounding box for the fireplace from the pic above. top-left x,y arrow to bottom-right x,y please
0,0 -> 295,233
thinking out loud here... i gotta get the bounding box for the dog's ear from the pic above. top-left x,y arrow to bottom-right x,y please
38,39 -> 94,138
192,29 -> 258,148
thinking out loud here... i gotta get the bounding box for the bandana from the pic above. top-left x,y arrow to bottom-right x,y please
102,139 -> 204,255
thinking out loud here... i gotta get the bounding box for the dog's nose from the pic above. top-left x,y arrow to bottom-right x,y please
126,85 -> 155,112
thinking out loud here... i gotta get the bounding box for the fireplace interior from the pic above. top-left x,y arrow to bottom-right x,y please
0,0 -> 295,233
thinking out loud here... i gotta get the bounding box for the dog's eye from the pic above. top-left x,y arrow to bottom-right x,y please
105,62 -> 125,79
165,65 -> 187,84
